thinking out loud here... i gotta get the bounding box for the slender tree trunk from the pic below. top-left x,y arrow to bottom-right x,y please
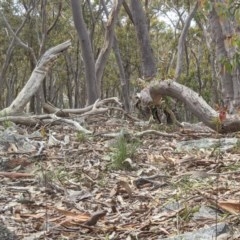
35,0 -> 48,114
199,21 -> 220,105
95,0 -> 123,97
101,0 -> 130,112
65,53 -> 74,108
70,0 -> 99,105
112,36 -> 131,112
0,5 -> 35,100
130,0 -> 156,80
175,2 -> 198,80
75,41 -> 82,108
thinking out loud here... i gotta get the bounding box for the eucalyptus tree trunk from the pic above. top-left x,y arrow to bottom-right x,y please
95,0 -> 124,97
70,0 -> 98,105
208,0 -> 240,112
112,37 -> 131,112
71,0 -> 123,105
35,0 -> 48,114
175,2 -> 199,80
101,0 -> 130,112
199,19 -> 220,105
130,0 -> 156,80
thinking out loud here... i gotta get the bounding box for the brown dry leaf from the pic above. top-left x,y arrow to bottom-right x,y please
218,200 -> 240,215
21,231 -> 46,240
147,153 -> 164,163
2,157 -> 32,170
110,187 -> 117,197
117,180 -> 133,197
0,172 -> 34,178
45,206 -> 91,227
20,212 -> 46,220
84,210 -> 107,226
18,212 -> 46,222
48,206 -> 90,220
95,192 -> 102,200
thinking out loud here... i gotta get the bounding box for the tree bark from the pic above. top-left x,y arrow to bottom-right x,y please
198,19 -> 220,105
0,40 -> 71,116
70,0 -> 99,105
207,0 -> 240,112
175,2 -> 199,80
112,36 -> 131,112
95,0 -> 123,96
101,0 -> 130,112
208,3 -> 234,109
130,0 -> 156,80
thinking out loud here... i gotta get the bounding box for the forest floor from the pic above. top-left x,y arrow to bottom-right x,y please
1,114 -> 240,240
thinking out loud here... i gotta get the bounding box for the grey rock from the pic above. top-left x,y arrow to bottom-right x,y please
159,223 -> 229,240
0,224 -> 17,240
0,128 -> 41,152
161,201 -> 183,212
193,206 -> 221,220
176,138 -> 238,151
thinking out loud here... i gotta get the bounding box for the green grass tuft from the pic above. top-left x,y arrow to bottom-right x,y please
110,135 -> 139,170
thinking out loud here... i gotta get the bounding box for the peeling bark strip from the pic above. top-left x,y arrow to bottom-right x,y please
139,80 -> 240,133
0,40 -> 71,116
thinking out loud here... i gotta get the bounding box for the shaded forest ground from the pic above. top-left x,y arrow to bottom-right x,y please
1,113 -> 240,240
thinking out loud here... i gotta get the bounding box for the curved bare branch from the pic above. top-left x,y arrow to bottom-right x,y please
0,40 -> 71,116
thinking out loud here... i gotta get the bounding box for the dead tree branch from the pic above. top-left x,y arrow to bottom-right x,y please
138,79 -> 240,133
0,40 -> 71,116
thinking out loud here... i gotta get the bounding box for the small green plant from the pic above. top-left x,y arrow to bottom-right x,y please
230,139 -> 240,154
151,122 -> 178,132
2,120 -> 12,129
55,166 -> 71,182
180,204 -> 199,222
97,172 -> 108,187
110,135 -> 139,170
76,131 -> 88,143
36,163 -> 70,187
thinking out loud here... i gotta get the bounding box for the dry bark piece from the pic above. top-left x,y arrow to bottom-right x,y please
117,180 -> 133,198
0,172 -> 34,178
84,210 -> 107,226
